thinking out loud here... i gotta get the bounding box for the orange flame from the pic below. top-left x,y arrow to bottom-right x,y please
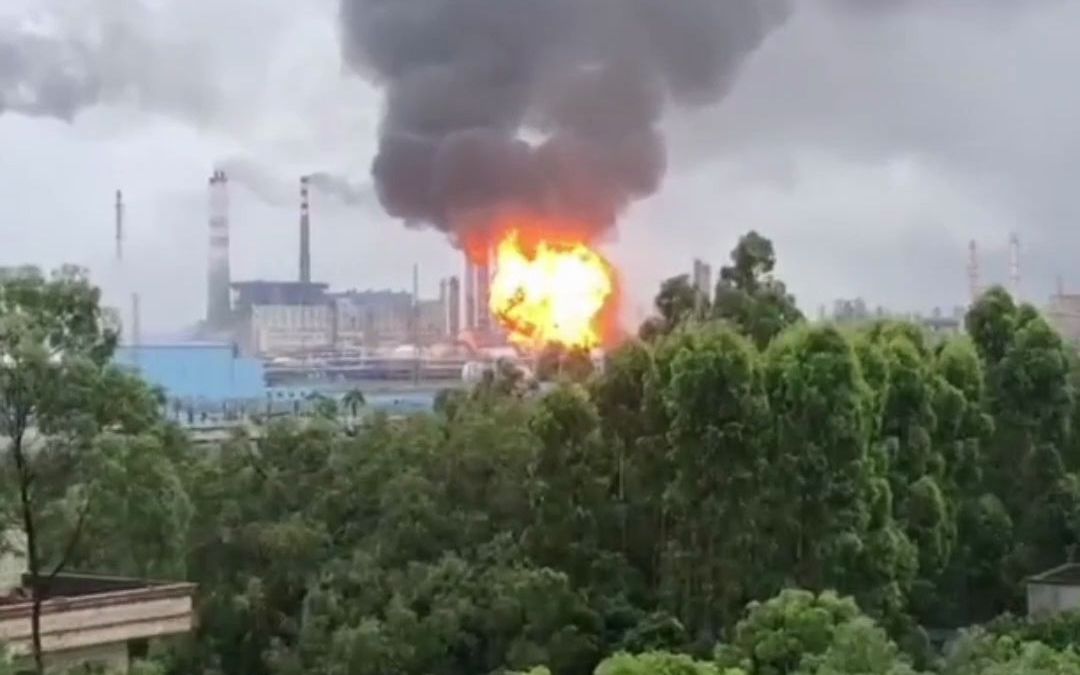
490,230 -> 614,350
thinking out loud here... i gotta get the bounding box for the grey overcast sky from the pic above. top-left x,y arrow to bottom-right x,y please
1,0 -> 1078,334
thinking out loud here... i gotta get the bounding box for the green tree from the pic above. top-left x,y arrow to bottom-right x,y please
717,589 -> 916,675
660,324 -> 769,634
52,433 -> 193,579
646,276 -> 700,338
596,651 -> 726,675
342,388 -> 366,421
713,232 -> 802,349
762,327 -> 914,609
966,288 -> 1018,366
0,268 -> 162,674
944,632 -> 1080,675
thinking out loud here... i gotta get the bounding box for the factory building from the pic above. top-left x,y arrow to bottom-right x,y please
826,298 -> 964,336
191,169 -> 480,356
333,290 -> 413,347
232,283 -> 460,357
331,285 -> 459,351
114,343 -> 265,403
248,305 -> 336,354
232,280 -> 329,309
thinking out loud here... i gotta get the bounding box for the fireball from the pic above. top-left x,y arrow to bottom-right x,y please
489,229 -> 614,350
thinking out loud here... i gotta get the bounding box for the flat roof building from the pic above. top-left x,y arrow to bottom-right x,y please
114,343 -> 265,403
1027,563 -> 1080,620
0,530 -> 196,674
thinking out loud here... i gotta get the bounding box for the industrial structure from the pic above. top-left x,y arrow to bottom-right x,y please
968,233 -> 1023,305
111,171 -> 523,413
827,298 -> 964,336
205,170 -> 232,332
0,531 -> 196,673
300,175 -> 312,284
194,168 -> 488,357
1047,288 -> 1080,345
474,248 -> 492,334
692,259 -> 713,313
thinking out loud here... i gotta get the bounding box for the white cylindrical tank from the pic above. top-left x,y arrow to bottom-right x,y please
462,361 -> 491,384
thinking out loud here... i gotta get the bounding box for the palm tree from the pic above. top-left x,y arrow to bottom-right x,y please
342,389 -> 366,425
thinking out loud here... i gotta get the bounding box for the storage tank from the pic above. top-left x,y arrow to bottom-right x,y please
462,361 -> 491,384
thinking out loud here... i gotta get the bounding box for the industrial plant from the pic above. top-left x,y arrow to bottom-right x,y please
108,168 -> 1080,418
113,169 -> 527,415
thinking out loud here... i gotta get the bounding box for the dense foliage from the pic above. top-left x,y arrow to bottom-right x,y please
6,235 -> 1080,674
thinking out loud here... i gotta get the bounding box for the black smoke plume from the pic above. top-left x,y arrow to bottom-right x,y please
340,0 -> 791,243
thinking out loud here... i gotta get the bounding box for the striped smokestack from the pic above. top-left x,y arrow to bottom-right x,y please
207,170 -> 232,328
300,175 -> 311,283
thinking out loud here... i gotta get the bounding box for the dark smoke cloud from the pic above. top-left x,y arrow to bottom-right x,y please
0,29 -> 100,120
0,7 -> 221,124
340,0 -> 792,243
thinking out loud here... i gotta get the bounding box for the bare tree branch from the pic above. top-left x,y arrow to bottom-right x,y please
45,492 -> 93,587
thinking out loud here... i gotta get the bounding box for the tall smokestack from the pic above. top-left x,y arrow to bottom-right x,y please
207,170 -> 232,328
464,253 -> 477,332
446,276 -> 461,340
115,190 -> 124,262
300,175 -> 312,284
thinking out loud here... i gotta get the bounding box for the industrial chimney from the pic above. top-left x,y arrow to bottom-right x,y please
475,247 -> 492,334
445,276 -> 461,340
464,252 -> 477,333
206,170 -> 232,329
300,175 -> 311,284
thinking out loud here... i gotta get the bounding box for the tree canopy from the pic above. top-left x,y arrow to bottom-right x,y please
5,250 -> 1080,675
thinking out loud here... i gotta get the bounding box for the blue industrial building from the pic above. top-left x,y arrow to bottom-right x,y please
114,343 -> 444,416
114,343 -> 265,403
